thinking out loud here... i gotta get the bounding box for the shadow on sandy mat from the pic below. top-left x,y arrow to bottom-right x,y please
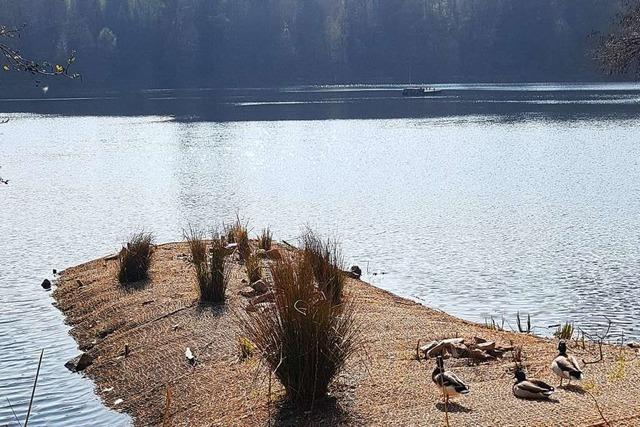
561,384 -> 587,395
122,278 -> 151,292
435,401 -> 473,413
271,395 -> 361,426
194,302 -> 228,318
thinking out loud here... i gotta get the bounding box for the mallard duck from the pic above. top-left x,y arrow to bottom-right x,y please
512,368 -> 555,399
432,356 -> 470,402
551,341 -> 583,386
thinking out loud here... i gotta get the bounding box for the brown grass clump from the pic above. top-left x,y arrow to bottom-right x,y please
185,229 -> 228,303
226,217 -> 250,262
118,232 -> 154,284
301,228 -> 345,305
242,254 -> 360,408
235,230 -> 250,263
184,226 -> 207,265
223,223 -> 236,244
258,227 -> 273,251
245,252 -> 262,284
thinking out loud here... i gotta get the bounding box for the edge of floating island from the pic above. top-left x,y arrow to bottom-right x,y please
53,242 -> 640,426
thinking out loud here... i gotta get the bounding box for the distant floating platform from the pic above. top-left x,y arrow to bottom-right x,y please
402,87 -> 442,97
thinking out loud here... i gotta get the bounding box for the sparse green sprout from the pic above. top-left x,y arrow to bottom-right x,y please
554,322 -> 574,340
484,316 -> 504,331
238,336 -> 255,360
609,353 -> 626,381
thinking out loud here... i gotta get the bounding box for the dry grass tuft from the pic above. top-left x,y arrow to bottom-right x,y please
300,228 -> 345,305
184,226 -> 207,265
246,252 -> 262,283
185,229 -> 229,303
118,232 -> 154,284
258,227 -> 273,251
241,253 -> 361,408
226,217 -> 250,262
224,222 -> 236,244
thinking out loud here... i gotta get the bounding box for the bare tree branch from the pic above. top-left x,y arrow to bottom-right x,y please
580,316 -> 614,365
0,24 -> 80,79
0,24 -> 80,185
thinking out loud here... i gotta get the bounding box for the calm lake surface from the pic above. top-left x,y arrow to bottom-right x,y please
1,83 -> 640,425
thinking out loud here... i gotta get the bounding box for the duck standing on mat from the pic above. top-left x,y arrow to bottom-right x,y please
432,355 -> 470,403
551,340 -> 584,387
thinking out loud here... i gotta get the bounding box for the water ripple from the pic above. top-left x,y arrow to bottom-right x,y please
1,108 -> 640,423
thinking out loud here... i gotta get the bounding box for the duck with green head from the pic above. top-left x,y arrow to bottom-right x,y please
512,367 -> 555,400
551,340 -> 583,387
431,355 -> 470,403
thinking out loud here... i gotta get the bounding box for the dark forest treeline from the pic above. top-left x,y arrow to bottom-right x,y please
0,0 -> 625,88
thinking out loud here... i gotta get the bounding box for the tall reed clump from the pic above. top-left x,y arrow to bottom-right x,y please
226,217 -> 250,262
258,227 -> 273,251
185,228 -> 228,303
118,232 -> 154,284
301,229 -> 345,305
236,226 -> 250,262
185,225 -> 207,265
242,254 -> 360,407
246,252 -> 262,284
224,222 -> 236,244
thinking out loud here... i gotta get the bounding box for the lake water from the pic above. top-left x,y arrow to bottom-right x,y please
1,83 -> 640,425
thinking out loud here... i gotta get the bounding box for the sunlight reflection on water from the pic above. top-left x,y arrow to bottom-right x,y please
1,91 -> 640,423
